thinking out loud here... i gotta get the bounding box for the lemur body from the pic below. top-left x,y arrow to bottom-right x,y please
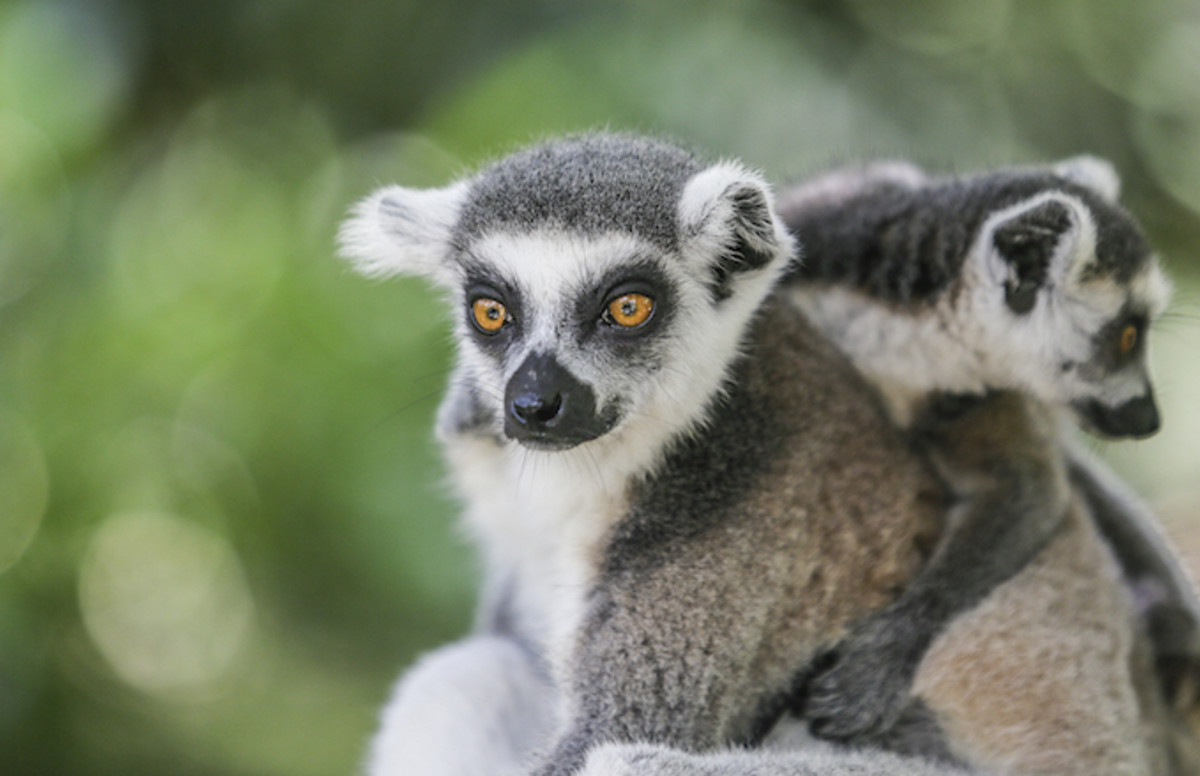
340,135 -> 1187,776
773,159 -> 1198,741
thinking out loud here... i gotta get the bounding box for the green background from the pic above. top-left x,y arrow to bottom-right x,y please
2,1 -> 1200,774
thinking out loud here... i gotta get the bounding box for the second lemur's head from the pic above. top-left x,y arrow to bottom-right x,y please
966,156 -> 1171,439
340,134 -> 796,453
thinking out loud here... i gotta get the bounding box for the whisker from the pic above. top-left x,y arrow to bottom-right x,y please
413,365 -> 460,383
370,389 -> 446,433
583,445 -> 609,501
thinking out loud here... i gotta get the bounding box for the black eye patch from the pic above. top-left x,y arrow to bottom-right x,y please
462,268 -> 524,358
1091,309 -> 1147,371
572,261 -> 676,342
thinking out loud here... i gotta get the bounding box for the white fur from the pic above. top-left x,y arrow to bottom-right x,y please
787,285 -> 989,424
1053,155 -> 1121,203
367,636 -> 555,776
338,181 -> 470,284
1131,259 -> 1174,318
973,191 -> 1108,401
679,162 -> 798,272
678,162 -> 755,238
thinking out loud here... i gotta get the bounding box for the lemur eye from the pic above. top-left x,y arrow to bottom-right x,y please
606,293 -> 655,328
1119,324 -> 1139,355
471,298 -> 510,333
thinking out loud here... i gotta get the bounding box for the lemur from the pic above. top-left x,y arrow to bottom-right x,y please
340,134 -> 1186,776
771,157 -> 1199,742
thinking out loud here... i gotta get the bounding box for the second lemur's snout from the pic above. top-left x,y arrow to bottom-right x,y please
1073,391 -> 1161,440
504,352 -> 612,450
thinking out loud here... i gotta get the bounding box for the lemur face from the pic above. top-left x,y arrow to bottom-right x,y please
1059,260 -> 1169,440
450,230 -> 691,450
339,135 -> 795,453
976,163 -> 1169,439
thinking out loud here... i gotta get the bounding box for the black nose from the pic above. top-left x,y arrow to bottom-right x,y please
503,352 -> 611,449
1111,393 -> 1161,438
1074,391 -> 1161,439
510,391 -> 564,426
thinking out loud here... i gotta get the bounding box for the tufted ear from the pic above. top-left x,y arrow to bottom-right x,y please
338,181 -> 470,285
678,162 -> 796,301
987,194 -> 1085,314
1052,155 -> 1120,203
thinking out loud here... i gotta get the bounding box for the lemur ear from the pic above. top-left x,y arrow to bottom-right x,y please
338,181 -> 469,284
678,162 -> 796,301
1052,155 -> 1121,202
988,196 -> 1082,314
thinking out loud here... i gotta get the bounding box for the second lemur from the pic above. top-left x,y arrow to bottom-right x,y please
774,157 -> 1198,741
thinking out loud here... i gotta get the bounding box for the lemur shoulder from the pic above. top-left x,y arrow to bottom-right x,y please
340,134 -> 1192,776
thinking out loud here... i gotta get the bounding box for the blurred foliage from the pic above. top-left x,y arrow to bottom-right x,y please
1,1 -> 1200,774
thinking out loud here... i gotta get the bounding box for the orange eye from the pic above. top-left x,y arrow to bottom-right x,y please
1119,324 -> 1138,354
472,298 -> 509,333
607,293 -> 654,328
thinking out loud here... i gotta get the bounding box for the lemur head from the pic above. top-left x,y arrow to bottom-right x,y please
970,156 -> 1170,439
340,134 -> 795,456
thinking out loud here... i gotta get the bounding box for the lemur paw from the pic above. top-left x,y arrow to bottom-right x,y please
804,615 -> 919,742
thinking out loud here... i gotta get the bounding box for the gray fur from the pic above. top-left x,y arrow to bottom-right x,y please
1065,440 -> 1200,709
802,392 -> 1070,741
776,159 -> 1196,743
454,134 -> 702,252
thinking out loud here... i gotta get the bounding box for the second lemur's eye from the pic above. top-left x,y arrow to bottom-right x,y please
605,293 -> 654,328
1119,324 -> 1139,355
471,298 -> 510,333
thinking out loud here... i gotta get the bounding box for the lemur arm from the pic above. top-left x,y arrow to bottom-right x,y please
1063,439 -> 1200,707
373,379 -> 556,776
368,382 -> 558,776
367,634 -> 556,776
804,392 -> 1069,741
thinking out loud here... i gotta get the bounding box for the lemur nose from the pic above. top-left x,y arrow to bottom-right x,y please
503,352 -> 604,448
510,392 -> 564,426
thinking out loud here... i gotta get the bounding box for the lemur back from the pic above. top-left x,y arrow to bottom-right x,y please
773,159 -> 1199,742
341,135 -> 1187,776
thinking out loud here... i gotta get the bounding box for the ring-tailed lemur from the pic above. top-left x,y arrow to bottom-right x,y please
772,157 -> 1199,742
340,134 -> 1184,776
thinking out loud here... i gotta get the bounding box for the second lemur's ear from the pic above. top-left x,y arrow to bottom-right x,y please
338,181 -> 470,285
678,162 -> 796,301
1053,155 -> 1121,202
988,195 -> 1084,314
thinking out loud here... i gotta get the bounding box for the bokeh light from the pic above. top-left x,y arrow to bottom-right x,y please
0,0 -> 131,155
78,511 -> 255,698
